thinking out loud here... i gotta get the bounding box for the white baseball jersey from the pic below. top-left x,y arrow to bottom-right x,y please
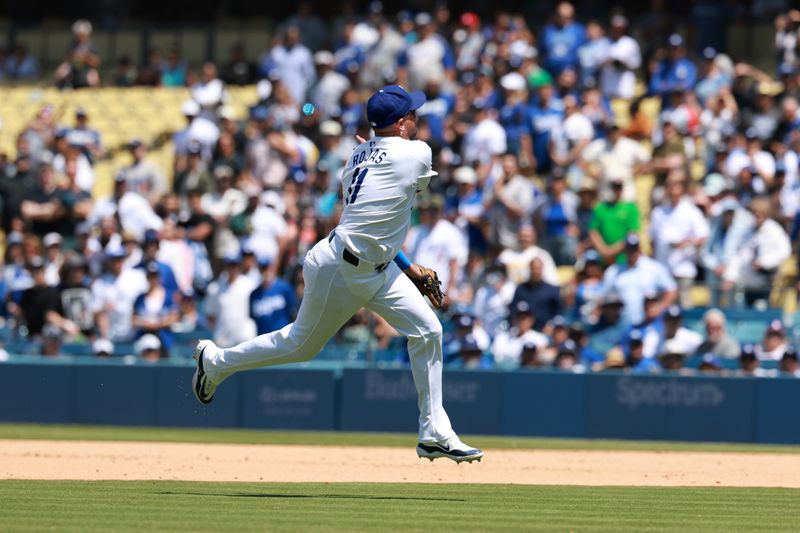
336,136 -> 436,264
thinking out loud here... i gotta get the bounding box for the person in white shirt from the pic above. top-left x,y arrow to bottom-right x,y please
491,301 -> 549,366
755,319 -> 788,362
396,13 -> 453,90
549,94 -> 594,169
723,196 -> 792,305
649,173 -> 709,306
461,102 -> 507,166
309,51 -> 350,119
260,26 -> 316,104
192,85 -> 484,462
599,15 -> 641,100
497,225 -> 559,286
190,62 -> 228,118
204,252 -> 258,348
201,166 -> 248,258
484,153 -> 539,249
580,120 -> 650,202
91,244 -> 148,343
404,195 -> 467,300
247,190 -> 289,266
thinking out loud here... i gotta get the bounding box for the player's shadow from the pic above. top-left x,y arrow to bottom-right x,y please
156,491 -> 465,502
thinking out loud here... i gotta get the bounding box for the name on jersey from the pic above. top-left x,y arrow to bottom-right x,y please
351,143 -> 388,167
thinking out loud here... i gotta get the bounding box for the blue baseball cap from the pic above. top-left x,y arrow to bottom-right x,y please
367,85 -> 426,129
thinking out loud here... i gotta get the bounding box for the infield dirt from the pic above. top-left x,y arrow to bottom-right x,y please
2,439 -> 800,487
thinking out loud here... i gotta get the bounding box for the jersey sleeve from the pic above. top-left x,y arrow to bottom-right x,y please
411,141 -> 437,192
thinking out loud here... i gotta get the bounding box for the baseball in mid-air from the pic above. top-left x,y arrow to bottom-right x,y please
302,103 -> 315,116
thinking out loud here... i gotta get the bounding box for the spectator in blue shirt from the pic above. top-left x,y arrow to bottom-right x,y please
498,72 -> 530,155
625,328 -> 661,373
66,108 -> 104,164
542,2 -> 586,75
133,262 -> 179,358
602,234 -> 678,325
649,34 -> 698,99
586,293 -> 630,359
510,257 -> 562,331
417,79 -> 456,145
524,83 -> 564,173
136,230 -> 179,304
249,258 -> 296,335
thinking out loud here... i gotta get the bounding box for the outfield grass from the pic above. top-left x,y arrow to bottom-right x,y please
1,423 -> 800,454
1,480 -> 797,532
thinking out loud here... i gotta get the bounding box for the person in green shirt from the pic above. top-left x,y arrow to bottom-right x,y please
588,176 -> 640,263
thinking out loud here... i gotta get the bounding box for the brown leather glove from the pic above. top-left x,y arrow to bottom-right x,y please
408,265 -> 445,309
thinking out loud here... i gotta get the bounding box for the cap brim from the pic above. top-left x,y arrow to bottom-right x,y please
409,90 -> 426,111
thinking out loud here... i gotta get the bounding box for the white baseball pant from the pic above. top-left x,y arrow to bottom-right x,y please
203,233 -> 456,443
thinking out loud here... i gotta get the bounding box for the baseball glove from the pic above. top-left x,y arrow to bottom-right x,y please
409,266 -> 445,309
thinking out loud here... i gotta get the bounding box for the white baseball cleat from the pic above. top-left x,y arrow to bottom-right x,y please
416,435 -> 484,463
192,339 -> 218,404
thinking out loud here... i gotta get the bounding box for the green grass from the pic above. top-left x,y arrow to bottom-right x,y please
1,423 -> 800,454
1,480 -> 797,532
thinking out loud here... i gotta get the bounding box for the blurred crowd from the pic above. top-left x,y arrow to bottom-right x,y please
2,3 -> 800,378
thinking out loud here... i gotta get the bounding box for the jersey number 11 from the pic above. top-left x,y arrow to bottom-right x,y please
345,167 -> 369,206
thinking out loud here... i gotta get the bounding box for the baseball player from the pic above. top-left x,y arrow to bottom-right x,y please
192,85 -> 483,464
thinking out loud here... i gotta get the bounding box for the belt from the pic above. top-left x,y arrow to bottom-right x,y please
328,231 -> 390,272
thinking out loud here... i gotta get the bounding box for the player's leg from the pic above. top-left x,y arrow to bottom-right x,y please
200,240 -> 368,386
365,265 -> 483,462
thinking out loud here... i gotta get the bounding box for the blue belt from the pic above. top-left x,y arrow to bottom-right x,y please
328,231 -> 389,272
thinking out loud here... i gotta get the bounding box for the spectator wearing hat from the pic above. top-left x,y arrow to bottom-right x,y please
260,25 -> 315,104
649,34 -> 698,99
42,233 -> 64,287
133,261 -> 179,358
696,308 -> 740,359
462,101 -> 507,167
587,173 -> 640,264
91,244 -> 148,343
135,230 -> 179,304
58,255 -> 95,337
91,338 -> 114,357
491,300 -> 549,366
738,343 -> 770,377
523,82 -> 564,173
510,257 -> 562,332
450,165 -> 486,252
66,107 -> 104,164
649,173 -> 709,306
541,2 -> 586,76
626,328 -> 660,373
134,333 -> 162,363
565,249 -> 604,321
662,305 -> 703,356
599,15 -> 641,100
205,250 -> 258,348
581,118 -> 650,203
779,347 -> 800,377
309,50 -> 351,120
553,339 -> 581,371
249,258 -> 297,336
396,12 -> 455,91
697,353 -> 724,374
173,101 -> 220,166
498,72 -> 530,156
53,19 -> 100,89
602,234 -> 678,325
14,256 -> 79,340
534,168 -> 580,266
586,292 -> 629,355
119,139 -> 167,204
541,315 -> 569,362
722,196 -> 791,305
629,291 -> 668,359
174,141 -> 216,199
756,320 -> 789,361
405,194 -> 467,302
449,334 -> 493,370
519,340 -> 544,368
701,197 -> 754,306
660,337 -> 689,372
